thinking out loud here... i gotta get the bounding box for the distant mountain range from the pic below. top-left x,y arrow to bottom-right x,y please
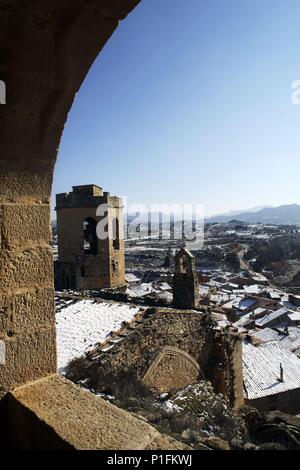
52,204 -> 300,227
207,204 -> 300,225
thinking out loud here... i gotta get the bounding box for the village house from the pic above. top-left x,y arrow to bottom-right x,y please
243,339 -> 300,414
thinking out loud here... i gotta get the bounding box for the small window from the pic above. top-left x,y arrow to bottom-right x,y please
113,218 -> 120,250
112,260 -> 119,274
80,265 -> 86,278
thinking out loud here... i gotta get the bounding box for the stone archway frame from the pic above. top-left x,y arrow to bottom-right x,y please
0,0 -> 142,395
143,346 -> 204,392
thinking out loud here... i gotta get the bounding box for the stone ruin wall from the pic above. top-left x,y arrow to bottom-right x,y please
79,308 -> 244,409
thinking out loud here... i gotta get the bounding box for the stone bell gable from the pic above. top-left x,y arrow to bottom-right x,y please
173,247 -> 200,309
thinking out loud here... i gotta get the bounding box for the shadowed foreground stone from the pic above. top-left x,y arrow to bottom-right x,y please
7,374 -> 189,450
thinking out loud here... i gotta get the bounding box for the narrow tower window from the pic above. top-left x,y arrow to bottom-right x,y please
113,218 -> 120,250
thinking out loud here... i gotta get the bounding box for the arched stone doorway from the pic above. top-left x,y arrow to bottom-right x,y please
143,346 -> 204,393
0,0 -> 141,395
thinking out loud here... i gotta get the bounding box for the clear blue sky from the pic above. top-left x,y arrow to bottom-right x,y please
52,0 -> 300,218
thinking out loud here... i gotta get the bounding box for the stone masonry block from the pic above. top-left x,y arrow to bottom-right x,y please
0,246 -> 53,289
0,287 -> 55,337
0,160 -> 54,202
8,375 -> 189,449
0,327 -> 57,392
1,204 -> 51,246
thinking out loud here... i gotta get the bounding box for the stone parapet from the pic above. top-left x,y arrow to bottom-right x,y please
6,374 -> 189,450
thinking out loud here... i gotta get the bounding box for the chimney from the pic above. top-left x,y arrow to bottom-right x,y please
279,363 -> 284,382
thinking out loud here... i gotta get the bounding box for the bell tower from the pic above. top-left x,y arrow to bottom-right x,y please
173,247 -> 200,309
55,185 -> 125,291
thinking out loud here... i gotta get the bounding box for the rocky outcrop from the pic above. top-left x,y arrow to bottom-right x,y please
240,406 -> 300,450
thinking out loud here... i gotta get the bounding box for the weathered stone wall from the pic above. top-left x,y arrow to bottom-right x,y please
79,308 -> 244,408
0,0 -> 140,397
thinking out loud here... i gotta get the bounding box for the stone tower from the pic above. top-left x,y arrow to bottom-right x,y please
55,184 -> 125,291
173,247 -> 200,309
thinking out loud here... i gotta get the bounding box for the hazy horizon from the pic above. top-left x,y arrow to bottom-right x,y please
52,201 -> 300,222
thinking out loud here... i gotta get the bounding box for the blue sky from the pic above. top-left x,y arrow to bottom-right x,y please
52,0 -> 300,218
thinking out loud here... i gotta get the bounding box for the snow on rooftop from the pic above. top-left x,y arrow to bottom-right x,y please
56,300 -> 140,372
255,308 -> 288,327
210,293 -> 231,305
252,274 -> 268,282
250,328 -> 281,343
222,297 -> 256,312
239,299 -> 256,310
243,341 -> 300,400
158,282 -> 172,291
277,327 -> 300,352
126,283 -> 156,298
199,285 -> 210,296
243,285 -> 263,295
125,273 -> 141,283
288,312 -> 300,322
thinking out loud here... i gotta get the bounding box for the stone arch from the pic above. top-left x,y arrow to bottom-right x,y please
0,0 -> 141,395
143,346 -> 204,393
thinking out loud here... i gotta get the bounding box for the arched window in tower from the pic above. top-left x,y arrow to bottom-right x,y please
179,255 -> 187,274
83,218 -> 98,255
113,218 -> 120,250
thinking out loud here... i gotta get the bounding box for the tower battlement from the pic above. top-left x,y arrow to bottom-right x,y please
56,184 -> 122,210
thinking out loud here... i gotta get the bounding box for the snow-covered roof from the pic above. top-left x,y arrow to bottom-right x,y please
252,274 -> 268,282
125,273 -> 141,283
222,297 -> 256,312
239,299 -> 257,311
210,293 -> 231,305
158,282 -> 172,291
277,327 -> 300,352
255,308 -> 288,327
250,327 -> 281,343
243,285 -> 263,295
199,285 -> 210,296
56,299 -> 140,372
267,290 -> 282,299
288,312 -> 300,322
252,307 -> 270,317
228,283 -> 240,290
126,283 -> 156,297
243,341 -> 300,400
233,313 -> 251,327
